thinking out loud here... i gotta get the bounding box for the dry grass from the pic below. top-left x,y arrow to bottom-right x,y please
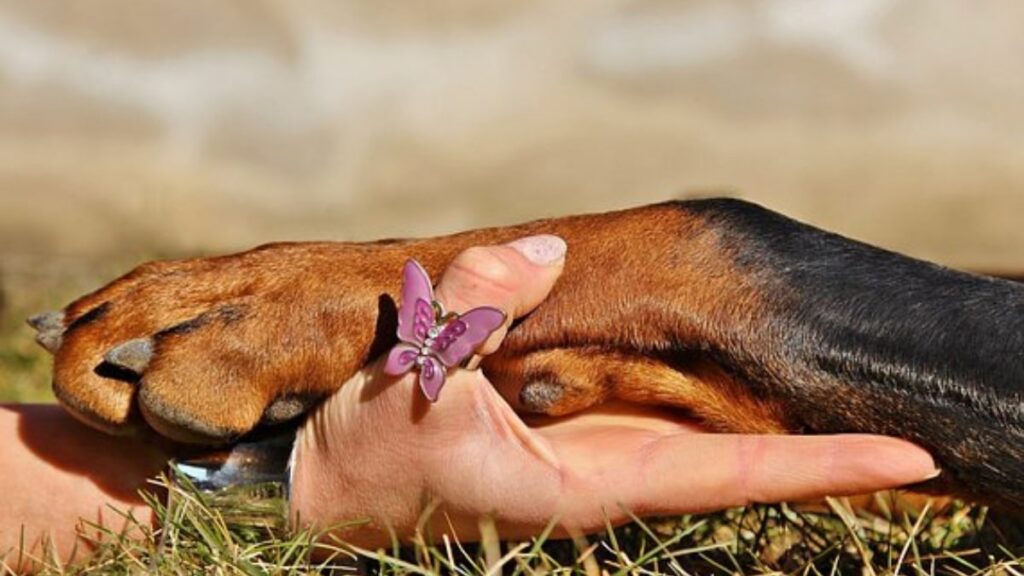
4,475 -> 1024,575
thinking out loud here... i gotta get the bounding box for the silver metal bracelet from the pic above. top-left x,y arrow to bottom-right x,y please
167,426 -> 298,532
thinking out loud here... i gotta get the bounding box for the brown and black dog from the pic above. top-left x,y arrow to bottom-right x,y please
27,198 -> 1024,508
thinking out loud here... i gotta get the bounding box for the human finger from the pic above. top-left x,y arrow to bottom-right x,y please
557,432 -> 938,525
433,235 -> 566,356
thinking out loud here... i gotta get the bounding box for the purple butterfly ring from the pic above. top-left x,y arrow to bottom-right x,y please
383,259 -> 507,402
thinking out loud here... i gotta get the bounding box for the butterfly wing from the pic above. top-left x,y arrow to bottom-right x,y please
396,259 -> 436,345
383,343 -> 420,376
418,356 -> 446,402
430,307 -> 506,367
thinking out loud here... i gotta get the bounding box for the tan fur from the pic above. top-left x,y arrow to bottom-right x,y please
486,348 -> 785,434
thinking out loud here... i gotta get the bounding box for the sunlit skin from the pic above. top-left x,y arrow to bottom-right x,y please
0,237 -> 937,570
0,404 -> 166,570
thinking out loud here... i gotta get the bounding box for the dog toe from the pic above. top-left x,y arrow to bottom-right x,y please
138,377 -> 263,444
53,335 -> 140,434
486,348 -> 612,415
133,309 -> 276,443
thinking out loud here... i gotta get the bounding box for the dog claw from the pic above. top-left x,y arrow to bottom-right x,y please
104,338 -> 154,374
519,380 -> 565,413
262,395 -> 321,425
35,331 -> 62,353
27,311 -> 64,333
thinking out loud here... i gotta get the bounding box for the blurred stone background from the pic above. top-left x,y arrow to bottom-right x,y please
1,0 -> 1024,399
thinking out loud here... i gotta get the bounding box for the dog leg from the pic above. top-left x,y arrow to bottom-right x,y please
38,198 -> 1024,507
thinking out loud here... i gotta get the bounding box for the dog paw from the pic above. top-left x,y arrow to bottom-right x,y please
32,243 -> 403,443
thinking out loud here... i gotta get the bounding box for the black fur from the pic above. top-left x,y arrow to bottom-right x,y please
65,302 -> 110,335
680,198 -> 1024,506
156,305 -> 249,339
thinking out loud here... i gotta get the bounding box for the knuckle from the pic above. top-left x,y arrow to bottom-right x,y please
449,247 -> 521,295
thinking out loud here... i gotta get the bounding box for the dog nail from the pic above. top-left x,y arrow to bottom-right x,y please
262,395 -> 320,425
104,338 -> 154,374
27,311 -> 64,333
35,331 -> 62,353
507,235 -> 567,266
519,380 -> 565,412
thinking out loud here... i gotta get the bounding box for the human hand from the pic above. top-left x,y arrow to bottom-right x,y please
289,236 -> 939,547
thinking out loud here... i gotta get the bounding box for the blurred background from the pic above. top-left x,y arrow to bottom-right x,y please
2,0 -> 1023,401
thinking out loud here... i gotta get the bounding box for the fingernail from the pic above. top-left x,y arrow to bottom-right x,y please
507,235 -> 567,266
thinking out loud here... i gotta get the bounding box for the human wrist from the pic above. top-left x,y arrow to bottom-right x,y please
288,401 -> 369,537
287,420 -> 325,528
287,378 -> 428,548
